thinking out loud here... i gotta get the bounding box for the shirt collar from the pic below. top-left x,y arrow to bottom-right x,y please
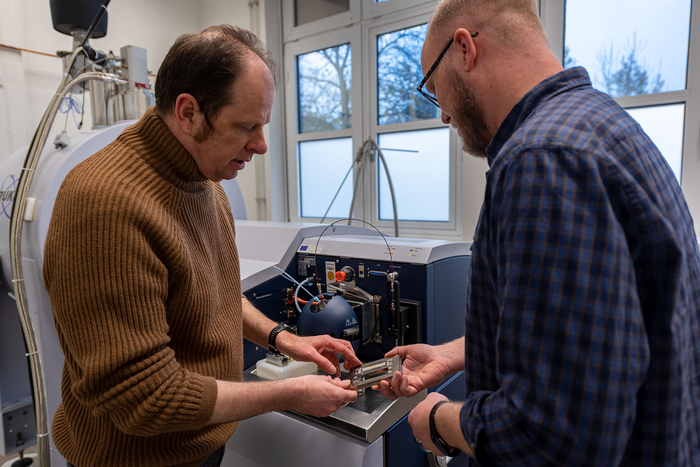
485,67 -> 592,166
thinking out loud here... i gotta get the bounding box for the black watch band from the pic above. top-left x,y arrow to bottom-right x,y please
268,323 -> 291,354
429,400 -> 461,457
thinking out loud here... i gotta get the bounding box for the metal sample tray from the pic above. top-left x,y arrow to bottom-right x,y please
242,365 -> 426,442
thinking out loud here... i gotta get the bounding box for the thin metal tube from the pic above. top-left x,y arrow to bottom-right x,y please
7,46 -> 84,466
347,150 -> 367,225
346,139 -> 399,237
9,70 -> 125,467
320,161 -> 354,223
370,140 -> 399,238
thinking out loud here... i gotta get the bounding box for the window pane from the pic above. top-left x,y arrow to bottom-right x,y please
377,24 -> 438,125
627,104 -> 685,183
377,128 -> 450,222
297,44 -> 352,133
299,138 -> 353,218
564,0 -> 691,97
295,0 -> 349,26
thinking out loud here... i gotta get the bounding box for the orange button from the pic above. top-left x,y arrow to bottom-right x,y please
335,270 -> 347,282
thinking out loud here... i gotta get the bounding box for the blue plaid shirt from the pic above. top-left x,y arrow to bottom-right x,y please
460,67 -> 700,466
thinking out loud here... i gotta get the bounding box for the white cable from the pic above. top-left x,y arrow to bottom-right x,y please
294,277 -> 314,315
10,70 -> 125,467
272,265 -> 315,298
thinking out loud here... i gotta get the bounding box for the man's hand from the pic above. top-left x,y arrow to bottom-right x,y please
208,374 -> 358,424
408,391 -> 448,455
375,343 -> 455,400
287,375 -> 358,417
276,332 -> 361,376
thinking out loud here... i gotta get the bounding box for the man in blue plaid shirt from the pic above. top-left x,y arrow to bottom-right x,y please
377,0 -> 700,465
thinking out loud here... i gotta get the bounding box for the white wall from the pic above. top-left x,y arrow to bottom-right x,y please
0,0 -> 264,219
198,0 -> 270,222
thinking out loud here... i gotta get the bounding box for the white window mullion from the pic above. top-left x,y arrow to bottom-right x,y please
539,0 -> 565,64
681,0 -> 700,222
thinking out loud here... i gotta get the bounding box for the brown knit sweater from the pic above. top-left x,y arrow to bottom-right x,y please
43,108 -> 243,467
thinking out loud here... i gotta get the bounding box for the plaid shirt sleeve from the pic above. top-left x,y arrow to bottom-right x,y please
461,147 -> 651,466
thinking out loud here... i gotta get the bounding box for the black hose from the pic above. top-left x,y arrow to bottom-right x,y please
79,0 -> 111,57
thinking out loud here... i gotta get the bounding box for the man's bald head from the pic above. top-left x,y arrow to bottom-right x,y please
427,0 -> 547,49
419,0 -> 562,159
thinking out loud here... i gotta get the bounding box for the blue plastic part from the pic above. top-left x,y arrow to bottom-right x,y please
298,294 -> 360,351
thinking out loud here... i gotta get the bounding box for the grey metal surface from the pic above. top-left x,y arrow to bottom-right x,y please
242,365 -> 425,443
319,386 -> 426,442
224,410 -> 383,467
235,221 -> 380,292
297,234 -> 472,265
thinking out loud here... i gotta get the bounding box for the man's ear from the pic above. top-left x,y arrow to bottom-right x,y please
173,93 -> 201,134
453,28 -> 478,72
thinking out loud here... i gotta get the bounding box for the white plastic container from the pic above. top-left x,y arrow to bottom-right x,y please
254,359 -> 318,380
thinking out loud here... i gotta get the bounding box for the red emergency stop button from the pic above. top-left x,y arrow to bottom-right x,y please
335,270 -> 347,282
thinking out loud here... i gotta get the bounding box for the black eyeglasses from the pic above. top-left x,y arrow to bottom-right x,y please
416,31 -> 478,108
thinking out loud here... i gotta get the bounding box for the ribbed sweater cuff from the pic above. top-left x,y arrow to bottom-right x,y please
196,376 -> 218,428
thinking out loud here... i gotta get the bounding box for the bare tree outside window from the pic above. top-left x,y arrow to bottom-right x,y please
377,24 -> 438,125
563,46 -> 577,68
596,33 -> 665,98
565,34 -> 667,99
297,44 -> 352,133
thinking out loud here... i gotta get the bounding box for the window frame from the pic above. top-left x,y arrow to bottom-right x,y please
284,24 -> 365,223
281,0 -> 361,43
283,2 -> 464,237
362,11 -> 462,236
539,0 -> 698,185
361,0 -> 435,20
540,0 -> 700,229
275,1 -> 700,238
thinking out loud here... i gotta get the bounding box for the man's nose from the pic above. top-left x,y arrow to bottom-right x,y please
247,128 -> 268,155
441,111 -> 451,125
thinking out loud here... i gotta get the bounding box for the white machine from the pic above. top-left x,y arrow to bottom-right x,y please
222,223 -> 472,467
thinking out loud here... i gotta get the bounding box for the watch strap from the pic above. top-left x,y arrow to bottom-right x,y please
268,323 -> 290,354
429,400 -> 461,457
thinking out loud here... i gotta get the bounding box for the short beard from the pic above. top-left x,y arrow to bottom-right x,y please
447,67 -> 491,159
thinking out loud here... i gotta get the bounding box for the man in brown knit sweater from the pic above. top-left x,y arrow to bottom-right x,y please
43,25 -> 360,467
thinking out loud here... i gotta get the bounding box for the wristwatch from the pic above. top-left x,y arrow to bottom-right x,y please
429,401 -> 461,457
268,323 -> 291,354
